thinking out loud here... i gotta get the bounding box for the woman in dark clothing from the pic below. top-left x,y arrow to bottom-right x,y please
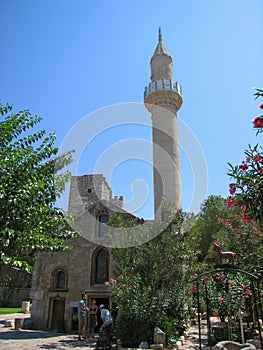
87,298 -> 98,337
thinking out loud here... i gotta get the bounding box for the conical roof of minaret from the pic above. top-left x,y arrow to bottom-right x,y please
152,27 -> 170,57
150,28 -> 173,82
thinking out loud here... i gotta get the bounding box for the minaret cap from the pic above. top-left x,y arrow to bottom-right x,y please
150,28 -> 173,81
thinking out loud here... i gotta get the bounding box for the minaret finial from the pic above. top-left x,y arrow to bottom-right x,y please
158,27 -> 162,42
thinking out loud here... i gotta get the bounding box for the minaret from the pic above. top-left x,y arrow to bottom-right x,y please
144,29 -> 183,220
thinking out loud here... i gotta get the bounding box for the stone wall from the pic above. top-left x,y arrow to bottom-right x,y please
0,264 -> 32,288
0,264 -> 32,307
0,288 -> 31,307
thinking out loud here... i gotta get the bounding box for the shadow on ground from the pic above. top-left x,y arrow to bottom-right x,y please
38,338 -> 97,349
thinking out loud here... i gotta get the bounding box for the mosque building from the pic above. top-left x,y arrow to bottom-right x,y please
30,29 -> 183,332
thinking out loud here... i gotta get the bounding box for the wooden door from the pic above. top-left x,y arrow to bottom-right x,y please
51,298 -> 65,332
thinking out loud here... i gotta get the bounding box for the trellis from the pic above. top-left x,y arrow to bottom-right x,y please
190,268 -> 263,350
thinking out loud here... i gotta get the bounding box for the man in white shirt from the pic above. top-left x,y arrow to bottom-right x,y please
99,304 -> 113,332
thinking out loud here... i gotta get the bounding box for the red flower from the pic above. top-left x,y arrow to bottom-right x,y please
227,197 -> 234,208
253,155 -> 261,163
204,276 -> 210,282
260,104 -> 263,110
213,311 -> 219,317
219,297 -> 224,304
220,275 -> 227,281
104,281 -> 109,286
229,184 -> 236,195
253,116 -> 263,128
217,217 -> 225,223
243,214 -> 253,223
192,286 -> 197,293
245,290 -> 252,297
239,163 -> 248,170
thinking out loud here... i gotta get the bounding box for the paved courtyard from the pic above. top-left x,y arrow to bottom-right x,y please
0,313 -> 96,350
0,313 -> 209,350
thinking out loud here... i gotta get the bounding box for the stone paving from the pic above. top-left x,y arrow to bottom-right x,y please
0,313 -> 96,350
0,313 -> 210,350
182,321 -> 210,350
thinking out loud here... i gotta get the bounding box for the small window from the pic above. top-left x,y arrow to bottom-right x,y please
87,188 -> 93,193
99,215 -> 108,237
97,209 -> 109,237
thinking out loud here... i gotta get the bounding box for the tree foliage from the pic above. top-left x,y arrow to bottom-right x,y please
207,89 -> 263,273
227,88 -> 263,225
190,195 -> 233,262
213,205 -> 263,274
106,203 -> 201,346
0,103 -> 78,271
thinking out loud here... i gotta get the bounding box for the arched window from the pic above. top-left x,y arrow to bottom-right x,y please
97,208 -> 109,237
91,247 -> 109,285
51,267 -> 68,290
56,270 -> 65,289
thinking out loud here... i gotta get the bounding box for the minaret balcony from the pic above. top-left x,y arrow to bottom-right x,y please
144,79 -> 182,99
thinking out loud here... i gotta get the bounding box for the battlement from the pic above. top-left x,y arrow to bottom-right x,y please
111,195 -> 124,208
68,174 -> 124,213
144,79 -> 182,99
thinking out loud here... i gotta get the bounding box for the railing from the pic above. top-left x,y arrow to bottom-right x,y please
144,79 -> 182,99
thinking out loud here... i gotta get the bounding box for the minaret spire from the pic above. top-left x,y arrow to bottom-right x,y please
158,27 -> 162,42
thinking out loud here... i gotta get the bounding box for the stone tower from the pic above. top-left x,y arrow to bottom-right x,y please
144,29 -> 183,220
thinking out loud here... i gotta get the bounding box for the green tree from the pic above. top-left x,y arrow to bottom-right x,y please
0,103 -> 78,271
106,203 -> 200,347
190,195 -> 232,262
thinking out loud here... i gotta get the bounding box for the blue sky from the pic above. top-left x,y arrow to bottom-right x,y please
1,0 -> 263,219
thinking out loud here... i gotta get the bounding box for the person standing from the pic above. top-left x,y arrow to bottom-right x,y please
87,298 -> 98,338
78,293 -> 89,341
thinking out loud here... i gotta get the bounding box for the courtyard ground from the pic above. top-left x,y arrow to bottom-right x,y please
0,313 -> 210,350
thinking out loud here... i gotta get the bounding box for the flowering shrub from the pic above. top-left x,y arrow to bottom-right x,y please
228,88 -> 263,224
198,273 -> 254,322
105,271 -> 188,347
215,204 -> 263,274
